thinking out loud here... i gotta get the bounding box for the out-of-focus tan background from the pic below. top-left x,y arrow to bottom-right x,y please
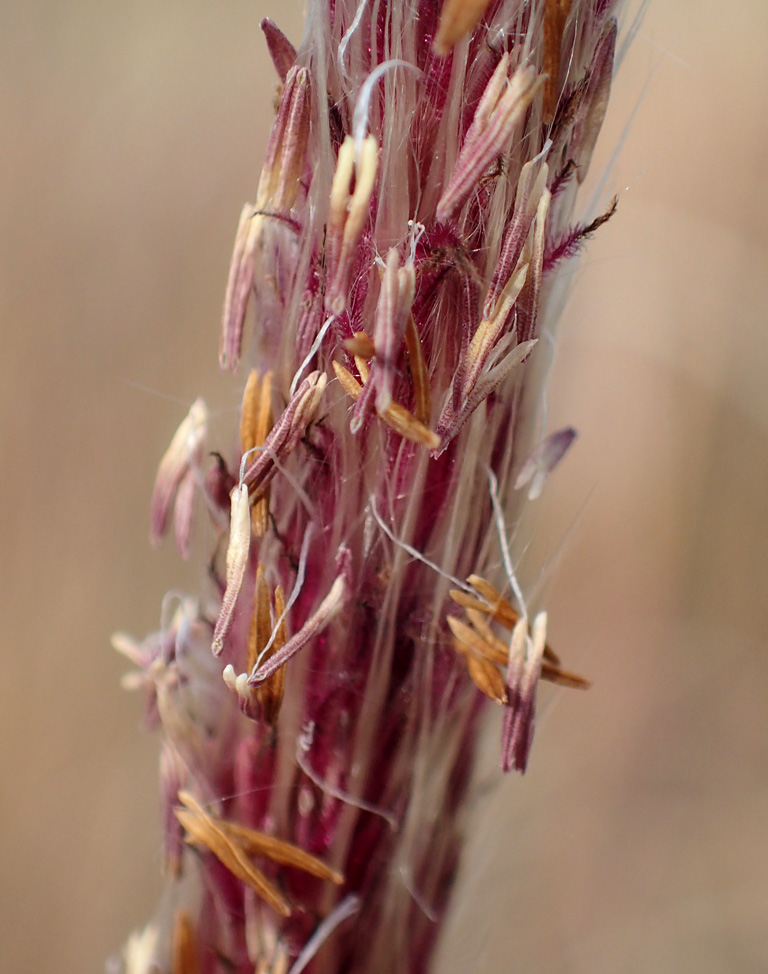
1,1 -> 766,971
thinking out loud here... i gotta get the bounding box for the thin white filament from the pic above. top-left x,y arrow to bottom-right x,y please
238,442 -> 320,523
296,722 -> 399,830
336,0 -> 369,83
290,315 -> 336,396
486,466 -> 527,617
398,865 -> 439,922
288,895 -> 362,974
369,497 -> 473,594
352,59 -> 423,153
254,523 -> 315,669
238,443 -> 262,485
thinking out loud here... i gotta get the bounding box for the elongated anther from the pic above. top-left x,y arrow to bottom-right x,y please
212,485 -> 251,656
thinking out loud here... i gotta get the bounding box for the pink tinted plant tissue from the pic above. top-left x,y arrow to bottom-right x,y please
114,0 -> 622,971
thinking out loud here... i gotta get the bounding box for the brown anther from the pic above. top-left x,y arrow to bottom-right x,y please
248,568 -> 271,673
256,583 -> 287,725
404,314 -> 432,424
240,371 -> 273,537
433,0 -> 493,55
466,652 -> 508,704
454,579 -> 520,630
244,569 -> 288,724
175,791 -> 343,909
343,333 -> 375,359
465,607 -> 511,660
220,819 -> 344,885
459,576 -> 561,664
172,910 -> 200,974
175,792 -> 291,916
540,661 -> 590,689
453,639 -> 507,705
447,615 -> 506,666
543,0 -> 573,124
332,361 -> 440,450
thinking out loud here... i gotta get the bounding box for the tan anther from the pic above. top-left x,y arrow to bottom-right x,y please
354,348 -> 371,383
241,371 -> 327,501
433,0 -> 493,56
240,370 -> 260,454
172,910 -> 200,974
466,652 -> 508,704
327,136 -> 379,314
464,607 -> 511,661
175,792 -> 291,916
212,484 -> 252,656
404,314 -> 431,424
543,0 -> 573,124
452,637 -> 507,705
447,615 -> 506,667
329,136 -> 357,235
343,136 -> 379,250
241,371 -> 274,537
333,360 -> 365,399
333,361 -> 440,450
384,401 -> 441,449
453,597 -> 584,686
462,262 -> 528,400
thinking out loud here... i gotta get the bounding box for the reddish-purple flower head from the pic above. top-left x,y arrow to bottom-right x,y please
116,1 -> 621,971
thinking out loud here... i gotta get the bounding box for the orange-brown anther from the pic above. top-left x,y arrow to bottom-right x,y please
333,361 -> 440,450
404,314 -> 432,424
464,650 -> 508,705
464,607 -> 511,660
456,578 -> 521,630
448,614 -> 508,703
256,583 -> 287,725
543,0 -> 573,124
241,371 -> 273,537
244,569 -> 288,724
343,333 -> 375,359
450,593 -> 589,704
447,615 -> 506,667
175,791 -> 343,914
175,793 -> 292,916
172,910 -> 200,974
433,0 -> 493,55
455,575 -> 561,663
220,819 -> 343,885
240,370 -> 260,454
540,661 -> 591,689
248,568 -> 271,673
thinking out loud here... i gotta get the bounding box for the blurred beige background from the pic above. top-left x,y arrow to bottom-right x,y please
1,1 -> 766,971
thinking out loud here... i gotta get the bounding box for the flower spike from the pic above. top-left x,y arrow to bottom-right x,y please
119,1 -> 625,967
